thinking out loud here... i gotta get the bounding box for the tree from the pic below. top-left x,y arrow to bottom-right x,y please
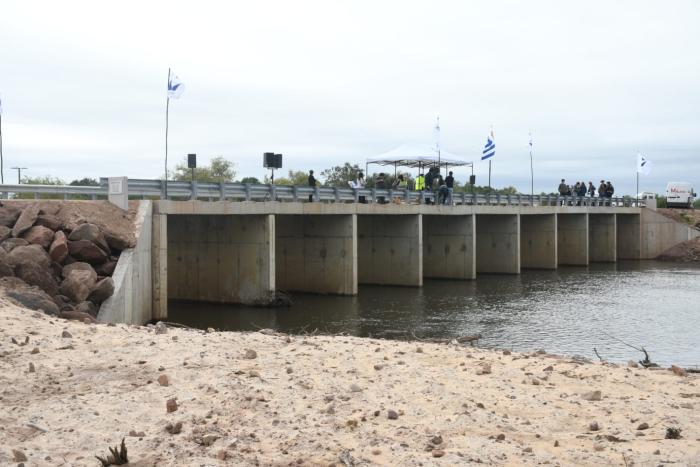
16,175 -> 66,199
264,170 -> 308,186
171,156 -> 236,183
321,163 -> 362,187
239,176 -> 261,184
70,177 -> 100,186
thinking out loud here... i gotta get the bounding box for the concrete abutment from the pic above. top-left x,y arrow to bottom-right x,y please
423,214 -> 476,280
520,214 -> 557,269
589,214 -> 617,262
557,214 -> 589,266
617,214 -> 641,260
475,214 -> 520,274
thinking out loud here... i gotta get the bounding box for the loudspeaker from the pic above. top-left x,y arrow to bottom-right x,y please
187,153 -> 197,168
263,152 -> 282,169
469,175 -> 476,185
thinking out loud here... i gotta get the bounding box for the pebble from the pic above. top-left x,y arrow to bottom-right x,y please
371,449 -> 381,455
477,364 -> 492,375
432,450 -> 445,458
554,440 -> 559,447
637,422 -> 649,430
680,403 -> 693,409
61,330 -> 72,338
217,450 -> 227,460
13,449 -> 27,462
416,347 -> 423,353
627,360 -> 638,368
581,390 -> 602,401
244,349 -> 257,359
350,383 -> 362,392
589,421 -> 600,432
206,327 -> 215,333
496,434 -> 505,441
28,362 -> 35,373
522,447 -> 533,453
128,430 -> 145,437
30,347 -> 39,354
158,366 -> 165,371
543,365 -> 554,372
165,421 -> 182,434
154,322 -> 167,334
671,365 -> 687,377
502,350 -> 511,355
158,374 -> 169,386
431,435 -> 443,445
387,410 -> 399,420
286,367 -> 293,374
593,444 -> 605,452
166,398 -> 178,413
373,364 -> 384,371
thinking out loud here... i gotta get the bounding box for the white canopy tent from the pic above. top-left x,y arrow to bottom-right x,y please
365,143 -> 473,176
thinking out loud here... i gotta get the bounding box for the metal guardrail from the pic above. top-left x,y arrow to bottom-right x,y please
0,179 -> 644,207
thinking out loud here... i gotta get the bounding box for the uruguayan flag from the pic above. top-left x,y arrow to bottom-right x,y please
167,72 -> 185,99
482,131 -> 495,160
637,153 -> 652,175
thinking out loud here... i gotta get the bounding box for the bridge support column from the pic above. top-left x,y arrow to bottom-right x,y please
617,214 -> 641,260
152,212 -> 168,320
520,214 -> 557,269
275,214 -> 357,294
167,214 -> 275,304
557,214 -> 589,266
476,214 -> 520,274
358,214 -> 422,286
423,215 -> 475,279
589,213 -> 617,262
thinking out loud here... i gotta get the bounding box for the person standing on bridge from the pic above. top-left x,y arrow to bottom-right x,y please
598,180 -> 607,198
588,181 -> 596,197
308,170 -> 317,202
445,171 -> 455,205
356,172 -> 366,204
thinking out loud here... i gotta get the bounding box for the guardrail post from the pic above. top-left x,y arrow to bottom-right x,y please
517,194 -> 521,205
292,185 -> 298,202
404,189 -> 410,203
219,182 -> 226,201
191,180 -> 198,200
244,184 -> 251,201
497,194 -> 502,205
354,188 -> 359,203
371,188 -> 376,203
334,187 -> 340,202
314,186 -> 320,202
91,194 -> 96,200
270,184 -> 277,202
161,180 -> 167,200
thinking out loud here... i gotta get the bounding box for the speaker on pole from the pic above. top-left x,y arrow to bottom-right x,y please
469,174 -> 476,185
187,153 -> 197,168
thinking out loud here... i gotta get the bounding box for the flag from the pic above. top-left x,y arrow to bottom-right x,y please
637,153 -> 652,175
482,130 -> 495,160
167,72 -> 185,99
528,132 -> 533,148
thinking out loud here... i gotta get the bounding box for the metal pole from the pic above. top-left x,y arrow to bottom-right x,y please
165,68 -> 171,199
636,171 -> 639,207
488,160 -> 492,192
0,113 -> 4,184
530,149 -> 534,199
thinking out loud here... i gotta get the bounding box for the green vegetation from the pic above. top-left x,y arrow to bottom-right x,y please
657,196 -> 667,208
264,170 -> 308,186
171,156 -> 236,183
239,177 -> 261,184
321,163 -> 363,187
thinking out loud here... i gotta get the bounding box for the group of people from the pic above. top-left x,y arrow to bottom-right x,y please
557,179 -> 615,198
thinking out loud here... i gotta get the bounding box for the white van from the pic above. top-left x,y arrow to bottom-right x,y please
666,182 -> 696,208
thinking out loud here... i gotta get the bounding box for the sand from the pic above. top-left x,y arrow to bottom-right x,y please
1,300 -> 699,466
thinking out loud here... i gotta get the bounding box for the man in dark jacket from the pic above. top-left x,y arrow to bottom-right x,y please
308,170 -> 317,202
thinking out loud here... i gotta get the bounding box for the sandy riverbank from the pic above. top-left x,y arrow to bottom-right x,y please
1,300 -> 699,466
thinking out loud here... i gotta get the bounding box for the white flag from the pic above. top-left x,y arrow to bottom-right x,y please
637,153 -> 652,175
167,72 -> 185,99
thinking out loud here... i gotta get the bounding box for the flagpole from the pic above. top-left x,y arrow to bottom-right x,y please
529,131 -> 533,199
0,112 -> 4,185
488,160 -> 492,192
636,170 -> 639,207
165,68 -> 171,199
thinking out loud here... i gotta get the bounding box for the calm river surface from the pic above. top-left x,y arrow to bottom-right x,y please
170,261 -> 700,367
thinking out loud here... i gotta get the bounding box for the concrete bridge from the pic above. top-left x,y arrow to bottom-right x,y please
138,201 -> 697,322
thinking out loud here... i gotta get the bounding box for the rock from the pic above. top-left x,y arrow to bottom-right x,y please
154,321 -> 168,334
286,367 -> 293,374
476,364 -> 492,375
75,301 -> 98,316
8,244 -> 51,269
12,203 -> 41,237
128,430 -> 145,437
21,225 -> 55,249
627,360 -> 639,368
61,330 -> 72,338
59,310 -> 97,323
158,374 -> 169,386
166,398 -> 178,413
165,421 -> 182,434
2,237 -> 29,252
0,250 -> 13,277
206,327 -> 215,333
522,447 -> 533,453
103,228 -> 135,252
680,403 -> 694,409
68,223 -> 110,253
217,450 -> 227,461
593,444 -> 605,452
87,277 -> 114,304
60,268 -> 97,303
671,365 -> 687,377
62,261 -> 96,279
637,422 -> 649,431
554,440 -> 559,447
49,231 -> 69,263
0,206 -> 21,227
665,427 -> 682,439
244,349 -> 257,359
201,434 -> 219,446
431,435 -> 443,445
350,383 -> 362,392
94,260 -> 117,276
589,421 -> 600,431
68,240 -> 109,264
387,410 -> 399,420
29,362 -> 35,373
373,364 -> 384,370
502,350 -> 511,355
432,450 -> 445,458
0,225 -> 11,242
581,390 -> 602,401
31,347 -> 39,354
2,277 -> 60,315
35,214 -> 62,231
14,262 -> 59,296
543,365 -> 554,372
12,449 -> 28,462
496,434 -> 506,441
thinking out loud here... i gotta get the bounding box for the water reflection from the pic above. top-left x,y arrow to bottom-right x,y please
169,261 -> 700,367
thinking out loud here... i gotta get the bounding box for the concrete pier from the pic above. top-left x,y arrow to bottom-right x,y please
475,214 -> 520,274
520,214 -> 557,269
617,214 -> 641,260
557,214 -> 588,266
423,215 -> 476,279
275,215 -> 357,295
358,215 -> 422,286
589,214 -> 617,262
167,215 -> 275,304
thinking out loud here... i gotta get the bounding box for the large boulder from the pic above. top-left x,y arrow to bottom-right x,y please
60,268 -> 97,303
88,277 -> 114,304
35,214 -> 63,231
0,206 -> 21,227
0,248 -> 14,278
68,240 -> 109,264
0,226 -> 11,242
21,225 -> 55,250
68,223 -> 109,253
1,277 -> 60,315
103,229 -> 135,252
49,231 -> 69,263
2,238 -> 29,252
94,260 -> 118,277
8,244 -> 58,296
12,204 -> 41,238
62,261 -> 96,279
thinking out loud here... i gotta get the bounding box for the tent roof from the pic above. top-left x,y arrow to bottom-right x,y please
366,144 -> 472,167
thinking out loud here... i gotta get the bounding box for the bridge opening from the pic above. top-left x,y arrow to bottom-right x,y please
422,214 -> 475,279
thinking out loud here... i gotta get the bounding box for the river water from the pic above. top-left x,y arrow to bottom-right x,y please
169,261 -> 700,367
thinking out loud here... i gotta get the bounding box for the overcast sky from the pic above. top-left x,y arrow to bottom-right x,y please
1,0 -> 698,194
